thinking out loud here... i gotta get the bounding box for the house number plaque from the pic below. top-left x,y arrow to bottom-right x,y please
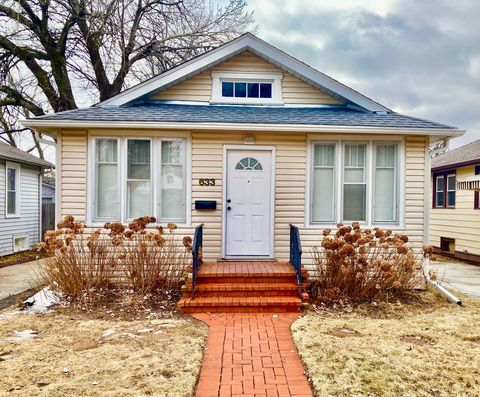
199,178 -> 216,186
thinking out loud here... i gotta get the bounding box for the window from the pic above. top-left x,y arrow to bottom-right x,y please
212,72 -> 282,104
5,162 -> 20,217
433,171 -> 455,208
374,144 -> 397,222
91,137 -> 187,223
13,235 -> 28,252
343,144 -> 367,222
235,157 -> 263,171
309,140 -> 401,225
311,144 -> 335,222
475,166 -> 480,209
95,139 -> 119,220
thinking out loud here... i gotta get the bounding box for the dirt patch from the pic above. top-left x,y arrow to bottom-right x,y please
327,327 -> 362,338
399,334 -> 435,346
0,306 -> 208,397
0,251 -> 49,269
293,291 -> 480,397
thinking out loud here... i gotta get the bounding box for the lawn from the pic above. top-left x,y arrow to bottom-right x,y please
292,292 -> 480,397
0,308 -> 207,396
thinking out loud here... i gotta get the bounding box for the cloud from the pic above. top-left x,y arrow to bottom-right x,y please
247,0 -> 480,147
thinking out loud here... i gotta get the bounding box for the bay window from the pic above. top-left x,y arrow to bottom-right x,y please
91,137 -> 187,224
310,140 -> 401,225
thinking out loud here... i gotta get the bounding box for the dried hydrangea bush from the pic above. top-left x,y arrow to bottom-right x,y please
310,222 -> 431,303
39,216 -> 192,301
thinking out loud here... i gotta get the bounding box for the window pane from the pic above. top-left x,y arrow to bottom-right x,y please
127,181 -> 152,218
161,165 -> 185,220
234,82 -> 246,97
260,83 -> 272,98
436,176 -> 444,192
314,144 -> 334,167
7,191 -> 15,214
128,140 -> 150,179
247,83 -> 259,98
312,168 -> 334,222
447,175 -> 456,190
344,145 -> 365,167
222,82 -> 234,97
343,184 -> 366,221
97,164 -> 118,218
447,191 -> 455,207
162,140 -> 184,164
374,145 -> 396,222
7,168 -> 16,191
345,169 -> 364,183
436,192 -> 444,207
97,139 -> 117,162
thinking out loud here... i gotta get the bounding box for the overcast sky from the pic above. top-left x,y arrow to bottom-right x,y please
246,0 -> 480,148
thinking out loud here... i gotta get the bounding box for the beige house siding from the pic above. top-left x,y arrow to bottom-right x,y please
430,165 -> 480,258
59,129 -> 427,271
151,51 -> 343,105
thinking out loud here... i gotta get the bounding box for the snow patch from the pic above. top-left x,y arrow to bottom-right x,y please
20,287 -> 62,313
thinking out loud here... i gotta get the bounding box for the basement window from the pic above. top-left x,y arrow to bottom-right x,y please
440,237 -> 455,254
13,235 -> 29,252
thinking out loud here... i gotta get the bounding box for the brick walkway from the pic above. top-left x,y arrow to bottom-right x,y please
193,313 -> 313,397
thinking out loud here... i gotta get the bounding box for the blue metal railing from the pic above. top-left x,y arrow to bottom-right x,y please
191,224 -> 204,299
289,224 -> 303,298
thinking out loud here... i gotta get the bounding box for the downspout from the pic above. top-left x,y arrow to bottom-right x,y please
423,257 -> 462,306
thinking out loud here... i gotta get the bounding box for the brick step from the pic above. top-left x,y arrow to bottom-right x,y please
194,276 -> 297,284
177,296 -> 303,313
182,283 -> 300,298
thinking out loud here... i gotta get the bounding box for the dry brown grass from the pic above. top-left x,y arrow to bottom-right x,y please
292,291 -> 480,397
0,309 -> 207,396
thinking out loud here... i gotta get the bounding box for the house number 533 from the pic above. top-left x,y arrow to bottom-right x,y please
199,178 -> 215,186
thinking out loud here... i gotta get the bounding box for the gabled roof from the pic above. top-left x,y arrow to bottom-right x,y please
31,103 -> 457,130
0,142 -> 53,168
432,139 -> 480,170
98,33 -> 390,112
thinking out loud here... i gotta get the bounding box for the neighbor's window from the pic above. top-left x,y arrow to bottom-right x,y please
95,139 -> 119,220
374,144 -> 397,222
475,165 -> 480,210
92,137 -> 186,223
5,162 -> 20,217
311,143 -> 335,222
433,171 -> 455,208
343,144 -> 367,222
310,141 -> 400,225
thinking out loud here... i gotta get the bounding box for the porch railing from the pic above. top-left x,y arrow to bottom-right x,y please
191,223 -> 204,299
289,224 -> 303,298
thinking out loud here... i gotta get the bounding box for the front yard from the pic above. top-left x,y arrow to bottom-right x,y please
292,292 -> 480,397
0,309 -> 207,396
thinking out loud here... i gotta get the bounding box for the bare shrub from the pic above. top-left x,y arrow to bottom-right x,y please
39,216 -> 192,301
310,222 -> 428,304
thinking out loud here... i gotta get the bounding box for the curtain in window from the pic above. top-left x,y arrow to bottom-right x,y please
127,140 -> 151,219
312,144 -> 335,222
95,139 -> 119,219
343,144 -> 366,221
160,140 -> 185,221
7,168 -> 16,214
374,144 -> 397,222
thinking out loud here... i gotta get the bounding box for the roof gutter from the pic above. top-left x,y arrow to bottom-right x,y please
20,119 -> 465,137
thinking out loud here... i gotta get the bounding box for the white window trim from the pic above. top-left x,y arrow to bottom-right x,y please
305,135 -> 405,229
5,161 -> 20,218
87,135 -> 191,227
446,173 -> 456,208
211,71 -> 283,105
13,235 -> 29,252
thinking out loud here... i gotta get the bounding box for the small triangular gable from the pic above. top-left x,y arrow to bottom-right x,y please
99,33 -> 389,112
150,51 -> 344,105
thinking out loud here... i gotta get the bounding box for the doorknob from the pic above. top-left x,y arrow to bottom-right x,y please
227,206 -> 232,211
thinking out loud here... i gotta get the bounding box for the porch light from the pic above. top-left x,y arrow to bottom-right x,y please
243,135 -> 255,144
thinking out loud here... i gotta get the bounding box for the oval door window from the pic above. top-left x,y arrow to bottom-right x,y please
235,157 -> 263,171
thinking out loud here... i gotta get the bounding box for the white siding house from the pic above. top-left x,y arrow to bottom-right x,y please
0,143 -> 53,256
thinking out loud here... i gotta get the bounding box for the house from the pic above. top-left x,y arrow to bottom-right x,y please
22,33 -> 463,311
430,139 -> 480,263
42,176 -> 56,203
0,142 -> 53,256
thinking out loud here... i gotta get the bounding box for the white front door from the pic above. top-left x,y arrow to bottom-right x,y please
225,149 -> 273,257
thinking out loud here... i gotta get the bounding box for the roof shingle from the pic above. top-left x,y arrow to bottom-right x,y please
431,139 -> 480,169
0,142 -> 53,168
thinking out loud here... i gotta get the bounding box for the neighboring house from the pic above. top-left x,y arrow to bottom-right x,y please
42,176 -> 56,203
0,142 -> 53,256
430,140 -> 480,263
23,33 -> 463,269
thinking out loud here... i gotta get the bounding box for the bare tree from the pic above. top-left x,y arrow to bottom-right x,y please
0,0 -> 254,158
